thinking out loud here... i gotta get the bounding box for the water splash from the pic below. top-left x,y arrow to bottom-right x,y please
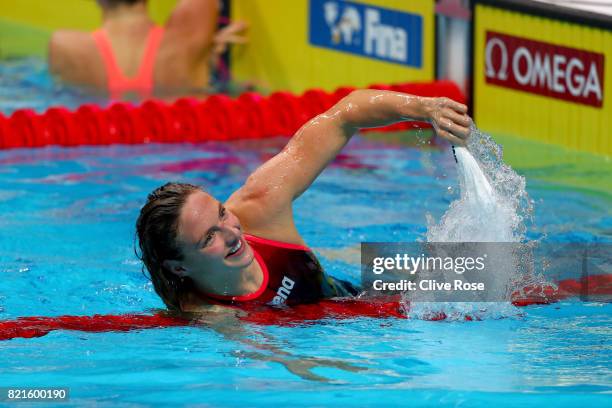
427,127 -> 533,242
407,128 -> 536,320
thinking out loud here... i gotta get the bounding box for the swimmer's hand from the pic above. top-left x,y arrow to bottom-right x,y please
422,97 -> 472,146
233,350 -> 365,382
213,20 -> 248,56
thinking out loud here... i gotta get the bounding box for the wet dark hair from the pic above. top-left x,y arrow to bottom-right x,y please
135,182 -> 200,311
97,0 -> 145,8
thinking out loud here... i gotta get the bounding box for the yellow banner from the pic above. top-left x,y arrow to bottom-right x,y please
231,0 -> 435,94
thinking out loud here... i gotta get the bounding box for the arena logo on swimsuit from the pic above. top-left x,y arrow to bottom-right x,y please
270,276 -> 296,305
485,31 -> 604,107
308,0 -> 423,67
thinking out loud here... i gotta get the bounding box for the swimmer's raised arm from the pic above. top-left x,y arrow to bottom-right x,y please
166,0 -> 219,46
227,90 -> 471,242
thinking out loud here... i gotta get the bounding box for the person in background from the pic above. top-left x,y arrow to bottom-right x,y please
49,0 -> 246,100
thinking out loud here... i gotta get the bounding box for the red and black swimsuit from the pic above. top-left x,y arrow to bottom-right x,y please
202,234 -> 359,306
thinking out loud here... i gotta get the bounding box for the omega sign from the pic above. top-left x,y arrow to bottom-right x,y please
485,31 -> 604,107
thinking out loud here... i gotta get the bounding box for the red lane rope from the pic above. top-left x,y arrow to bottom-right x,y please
0,313 -> 189,341
511,273 -> 612,307
0,81 -> 465,149
1,274 -> 609,341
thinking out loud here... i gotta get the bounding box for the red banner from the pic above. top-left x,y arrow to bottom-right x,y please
484,31 -> 605,107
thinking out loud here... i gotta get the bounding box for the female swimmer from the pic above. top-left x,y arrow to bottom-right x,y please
136,90 -> 472,312
49,0 -> 246,99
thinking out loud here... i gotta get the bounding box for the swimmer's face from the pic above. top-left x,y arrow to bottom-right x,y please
165,190 -> 255,296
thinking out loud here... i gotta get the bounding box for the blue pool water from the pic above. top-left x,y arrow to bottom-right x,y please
0,137 -> 610,407
1,60 -> 611,407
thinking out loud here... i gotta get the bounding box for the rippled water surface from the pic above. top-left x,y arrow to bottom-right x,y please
0,137 -> 610,407
0,60 -> 610,407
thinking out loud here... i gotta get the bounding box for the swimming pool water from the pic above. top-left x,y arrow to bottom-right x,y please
0,59 -> 610,407
0,135 -> 610,407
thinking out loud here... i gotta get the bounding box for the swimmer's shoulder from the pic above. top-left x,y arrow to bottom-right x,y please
49,30 -> 91,67
48,30 -> 105,88
225,186 -> 307,247
164,0 -> 219,46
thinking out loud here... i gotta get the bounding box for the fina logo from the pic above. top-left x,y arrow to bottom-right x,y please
324,2 -> 361,46
318,1 -> 409,63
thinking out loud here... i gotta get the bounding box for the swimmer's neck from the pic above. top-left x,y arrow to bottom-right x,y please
235,257 -> 265,296
101,2 -> 151,26
188,253 -> 264,305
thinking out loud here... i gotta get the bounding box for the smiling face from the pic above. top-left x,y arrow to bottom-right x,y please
166,190 -> 256,297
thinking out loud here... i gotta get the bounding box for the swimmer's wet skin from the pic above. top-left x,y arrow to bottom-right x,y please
135,90 -> 472,313
49,0 -> 247,98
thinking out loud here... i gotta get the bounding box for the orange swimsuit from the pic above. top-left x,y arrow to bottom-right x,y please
92,26 -> 164,100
